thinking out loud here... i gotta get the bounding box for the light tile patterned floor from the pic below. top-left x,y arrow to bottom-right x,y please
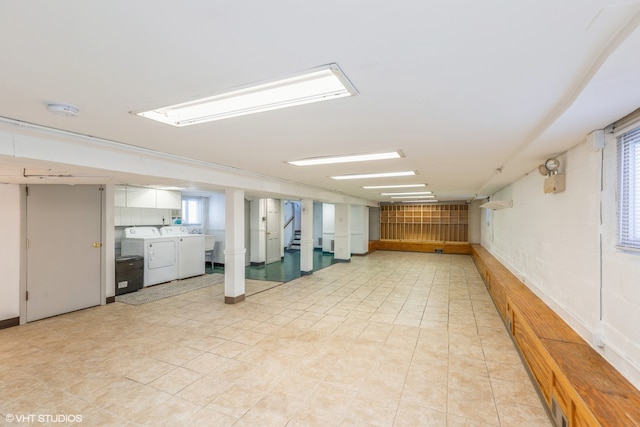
0,251 -> 551,426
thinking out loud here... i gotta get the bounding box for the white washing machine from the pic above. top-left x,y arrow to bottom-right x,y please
159,226 -> 205,279
121,227 -> 178,287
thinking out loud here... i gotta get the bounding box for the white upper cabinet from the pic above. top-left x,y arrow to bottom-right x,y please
115,185 -> 182,209
126,186 -> 156,208
156,189 -> 182,209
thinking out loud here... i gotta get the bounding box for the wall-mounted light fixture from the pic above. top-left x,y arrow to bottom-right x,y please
538,158 -> 565,193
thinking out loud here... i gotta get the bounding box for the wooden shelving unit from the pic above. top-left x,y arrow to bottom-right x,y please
380,203 -> 469,242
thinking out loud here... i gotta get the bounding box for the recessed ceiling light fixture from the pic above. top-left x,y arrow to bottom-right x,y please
330,171 -> 416,180
288,150 -> 403,166
363,184 -> 426,189
402,200 -> 439,203
381,191 -> 432,196
135,63 -> 357,127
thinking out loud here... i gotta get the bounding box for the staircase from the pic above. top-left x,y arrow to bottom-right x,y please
289,230 -> 301,251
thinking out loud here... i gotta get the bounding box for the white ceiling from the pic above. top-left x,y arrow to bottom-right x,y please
1,1 -> 640,203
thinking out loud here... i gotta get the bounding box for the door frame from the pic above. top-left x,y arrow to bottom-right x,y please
265,198 -> 281,264
19,184 -> 111,325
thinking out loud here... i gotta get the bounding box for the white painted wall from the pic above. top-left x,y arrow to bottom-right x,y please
468,200 -> 482,244
250,198 -> 266,264
206,192 -> 226,265
334,204 -> 351,261
322,203 -> 335,252
481,137 -> 640,389
0,184 -> 21,321
313,202 -> 323,248
350,205 -> 369,254
601,130 -> 640,386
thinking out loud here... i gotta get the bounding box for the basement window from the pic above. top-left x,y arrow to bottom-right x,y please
617,125 -> 640,250
182,196 -> 203,226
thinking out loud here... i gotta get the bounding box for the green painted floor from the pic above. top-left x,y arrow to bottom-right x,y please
206,249 -> 335,282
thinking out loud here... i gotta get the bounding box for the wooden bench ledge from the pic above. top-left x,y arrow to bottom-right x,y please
471,244 -> 640,426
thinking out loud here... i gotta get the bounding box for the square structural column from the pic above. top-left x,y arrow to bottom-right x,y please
300,198 -> 314,275
334,203 -> 351,262
224,189 -> 246,304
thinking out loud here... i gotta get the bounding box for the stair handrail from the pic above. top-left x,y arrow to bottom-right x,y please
284,214 -> 295,249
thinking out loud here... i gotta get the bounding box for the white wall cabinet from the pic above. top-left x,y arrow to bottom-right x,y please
115,185 -> 182,209
114,207 -> 172,226
114,185 -> 181,226
126,186 -> 157,208
156,189 -> 182,209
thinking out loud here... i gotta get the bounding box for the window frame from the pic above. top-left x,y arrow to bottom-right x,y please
181,196 -> 203,226
616,125 -> 640,250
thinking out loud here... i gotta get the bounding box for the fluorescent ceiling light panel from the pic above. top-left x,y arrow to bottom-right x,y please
331,171 -> 416,180
135,63 -> 357,126
380,191 -> 432,196
362,184 -> 426,189
288,150 -> 403,166
402,200 -> 439,203
390,195 -> 435,199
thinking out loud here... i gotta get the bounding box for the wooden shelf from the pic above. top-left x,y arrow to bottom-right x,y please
380,203 -> 468,242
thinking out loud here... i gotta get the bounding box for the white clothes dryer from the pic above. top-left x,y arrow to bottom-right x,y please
159,226 -> 205,279
121,227 -> 178,287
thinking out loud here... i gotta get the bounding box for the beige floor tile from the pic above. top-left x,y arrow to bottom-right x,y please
206,382 -> 268,418
347,395 -> 399,426
174,374 -> 234,406
494,400 -> 551,426
394,401 -> 447,427
182,352 -> 228,374
401,380 -> 448,411
148,366 -> 203,395
185,406 -> 238,427
0,251 -> 550,427
124,357 -> 177,384
288,407 -> 346,427
485,359 -> 531,383
490,377 -> 543,406
448,389 -> 500,425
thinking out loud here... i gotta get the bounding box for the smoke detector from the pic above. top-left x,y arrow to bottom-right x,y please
46,103 -> 79,117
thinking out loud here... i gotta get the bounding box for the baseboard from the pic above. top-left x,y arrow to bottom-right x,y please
225,294 -> 245,304
106,296 -> 116,304
0,317 -> 19,329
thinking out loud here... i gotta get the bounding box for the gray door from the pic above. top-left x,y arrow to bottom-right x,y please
26,185 -> 102,322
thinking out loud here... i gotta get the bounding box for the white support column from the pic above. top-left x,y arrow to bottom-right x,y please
350,205 -> 369,255
224,189 -> 246,304
334,203 -> 351,262
300,198 -> 314,275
